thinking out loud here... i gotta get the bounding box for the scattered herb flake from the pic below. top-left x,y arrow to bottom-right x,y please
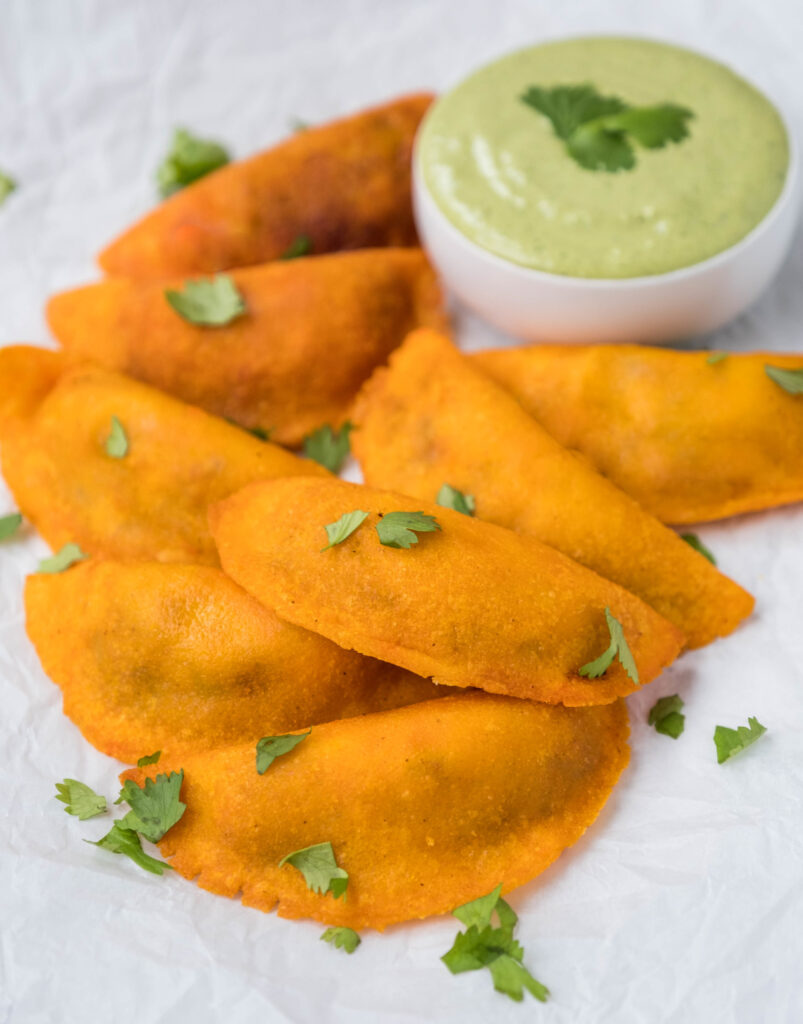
290,118 -> 310,133
105,415 -> 128,458
765,364 -> 803,395
37,543 -> 88,574
0,512 -> 22,541
54,779 -> 107,820
0,171 -> 16,204
87,821 -> 171,875
157,128 -> 230,198
117,770 -> 186,843
280,235 -> 312,260
256,731 -> 310,774
680,532 -> 716,565
321,926 -> 361,954
436,483 -> 476,517
714,717 -> 767,764
165,274 -> 246,326
376,511 -> 441,549
278,841 -> 348,900
579,607 -> 639,685
321,509 -> 368,551
706,351 -> 728,365
648,694 -> 685,739
137,751 -> 161,768
303,422 -> 352,473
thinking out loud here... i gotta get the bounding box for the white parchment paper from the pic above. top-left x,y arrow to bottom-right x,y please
1,1 -> 802,1021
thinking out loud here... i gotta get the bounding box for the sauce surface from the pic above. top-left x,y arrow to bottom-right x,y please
418,38 -> 789,278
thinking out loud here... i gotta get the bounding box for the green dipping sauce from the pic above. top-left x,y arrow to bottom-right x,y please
419,37 -> 790,278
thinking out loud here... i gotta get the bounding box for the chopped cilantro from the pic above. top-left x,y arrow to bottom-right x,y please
0,171 -> 16,204
303,422 -> 352,473
376,511 -> 441,549
87,821 -> 171,875
165,275 -> 246,326
706,351 -> 728,365
714,717 -> 767,764
256,731 -> 310,774
37,543 -> 88,574
521,83 -> 692,172
280,235 -> 312,260
648,694 -> 685,739
765,365 -> 803,395
579,607 -> 638,685
278,841 -> 348,900
137,751 -> 161,768
680,532 -> 716,565
54,779 -> 107,820
436,483 -> 476,516
442,884 -> 549,1003
105,415 -> 128,458
321,927 -> 361,954
0,512 -> 22,541
117,770 -> 186,843
156,128 -> 229,198
321,510 -> 368,551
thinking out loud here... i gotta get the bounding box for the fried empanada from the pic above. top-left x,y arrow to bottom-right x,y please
210,476 -> 683,706
25,560 -> 441,763
474,343 -> 803,524
123,693 -> 630,930
352,330 -> 753,648
48,250 -> 446,447
0,346 -> 325,564
99,94 -> 432,279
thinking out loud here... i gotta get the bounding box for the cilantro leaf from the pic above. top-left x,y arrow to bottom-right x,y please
37,543 -> 88,574
579,607 -> 638,685
256,731 -> 310,774
376,511 -> 441,549
156,128 -> 230,198
648,694 -> 685,739
278,841 -> 348,900
707,351 -> 729,365
137,751 -> 161,768
436,483 -> 476,517
117,770 -> 186,843
280,235 -> 312,260
714,717 -> 767,764
0,512 -> 22,541
321,927 -> 361,954
601,104 -> 693,148
567,122 -> 634,172
165,275 -> 246,326
105,415 -> 128,458
765,364 -> 803,395
87,821 -> 171,875
321,510 -> 368,551
442,885 -> 548,1004
54,779 -> 107,820
303,422 -> 353,473
681,532 -> 716,565
520,84 -> 626,141
0,171 -> 16,204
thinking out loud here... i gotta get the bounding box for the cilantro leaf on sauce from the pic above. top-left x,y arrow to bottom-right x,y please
579,607 -> 639,685
55,779 -> 107,820
714,717 -> 767,764
321,510 -> 368,551
87,821 -> 171,876
376,511 -> 441,549
105,415 -> 129,458
117,770 -> 186,843
37,543 -> 88,574
680,532 -> 716,565
442,885 -> 549,1003
165,275 -> 246,326
765,365 -> 803,395
0,512 -> 22,541
280,235 -> 312,260
303,422 -> 353,473
156,128 -> 230,197
278,841 -> 349,900
256,731 -> 310,774
436,483 -> 476,517
321,927 -> 361,953
648,694 -> 685,739
520,84 -> 626,140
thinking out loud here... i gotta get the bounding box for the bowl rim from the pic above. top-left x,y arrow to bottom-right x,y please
413,37 -> 801,291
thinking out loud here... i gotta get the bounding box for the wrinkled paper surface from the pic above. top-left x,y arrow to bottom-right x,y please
1,1 -> 802,1021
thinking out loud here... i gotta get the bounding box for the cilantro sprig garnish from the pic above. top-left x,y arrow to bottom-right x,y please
521,83 -> 693,172
436,483 -> 476,517
105,415 -> 128,458
648,694 -> 685,739
0,512 -> 22,541
765,365 -> 803,395
321,927 -> 361,954
278,841 -> 349,900
37,543 -> 88,574
165,275 -> 246,326
442,884 -> 549,1003
156,128 -> 230,198
256,731 -> 310,774
579,607 -> 638,685
280,235 -> 312,260
714,717 -> 767,764
88,822 -> 171,876
137,751 -> 161,768
376,511 -> 441,549
680,532 -> 716,565
321,509 -> 368,551
303,422 -> 353,473
55,779 -> 107,820
117,771 -> 186,843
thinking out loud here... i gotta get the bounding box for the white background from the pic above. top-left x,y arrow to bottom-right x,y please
1,1 -> 802,1022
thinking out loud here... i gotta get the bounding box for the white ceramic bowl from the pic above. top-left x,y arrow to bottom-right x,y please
413,100 -> 801,345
